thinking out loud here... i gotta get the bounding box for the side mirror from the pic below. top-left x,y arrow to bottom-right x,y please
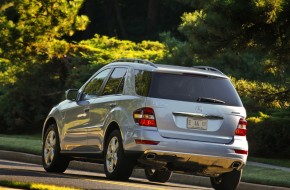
65,89 -> 78,101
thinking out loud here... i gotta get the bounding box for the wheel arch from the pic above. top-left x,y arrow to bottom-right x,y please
42,117 -> 58,141
103,121 -> 123,152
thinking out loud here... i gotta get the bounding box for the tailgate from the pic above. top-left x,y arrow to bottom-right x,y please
146,98 -> 246,144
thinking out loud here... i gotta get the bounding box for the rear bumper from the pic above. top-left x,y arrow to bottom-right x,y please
138,150 -> 245,176
124,127 -> 248,176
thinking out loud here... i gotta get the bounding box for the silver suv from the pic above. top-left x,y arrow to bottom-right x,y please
42,59 -> 248,190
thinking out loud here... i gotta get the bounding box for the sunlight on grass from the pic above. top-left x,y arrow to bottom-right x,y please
0,180 -> 80,190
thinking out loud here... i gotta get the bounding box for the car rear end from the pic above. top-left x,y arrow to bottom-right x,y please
129,65 -> 248,176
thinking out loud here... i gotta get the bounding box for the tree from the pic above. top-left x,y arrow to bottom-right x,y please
0,0 -> 89,132
0,0 -> 167,133
0,0 -> 89,84
161,1 -> 290,158
162,0 -> 289,105
164,0 -> 290,82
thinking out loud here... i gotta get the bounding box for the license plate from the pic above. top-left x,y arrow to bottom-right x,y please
187,117 -> 208,130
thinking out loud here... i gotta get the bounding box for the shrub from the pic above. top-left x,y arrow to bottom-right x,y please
247,108 -> 290,158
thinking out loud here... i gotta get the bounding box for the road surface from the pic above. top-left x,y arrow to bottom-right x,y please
0,159 -> 212,190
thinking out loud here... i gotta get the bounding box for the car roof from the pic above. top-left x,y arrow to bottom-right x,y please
107,59 -> 227,78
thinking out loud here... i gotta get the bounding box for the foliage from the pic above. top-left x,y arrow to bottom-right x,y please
78,34 -> 167,64
231,77 -> 289,111
0,0 -> 166,133
0,15 -> 166,133
247,108 -> 290,157
0,0 -> 89,85
65,35 -> 167,89
160,0 -> 290,159
163,0 -> 290,83
0,0 -> 289,160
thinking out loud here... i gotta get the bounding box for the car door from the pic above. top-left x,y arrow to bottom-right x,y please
62,68 -> 111,151
87,67 -> 128,151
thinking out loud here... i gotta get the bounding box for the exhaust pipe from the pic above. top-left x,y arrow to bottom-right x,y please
146,153 -> 156,160
232,161 -> 241,169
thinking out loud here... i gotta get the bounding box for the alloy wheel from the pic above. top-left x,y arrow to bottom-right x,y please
106,136 -> 119,173
44,130 -> 56,166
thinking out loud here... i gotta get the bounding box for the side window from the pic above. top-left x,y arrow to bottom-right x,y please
82,69 -> 111,99
134,69 -> 152,96
103,68 -> 127,96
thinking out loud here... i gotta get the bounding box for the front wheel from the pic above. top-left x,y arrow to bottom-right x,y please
104,130 -> 134,180
145,168 -> 172,183
210,169 -> 242,190
42,124 -> 70,173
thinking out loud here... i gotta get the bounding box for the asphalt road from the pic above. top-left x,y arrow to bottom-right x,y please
0,159 -> 212,190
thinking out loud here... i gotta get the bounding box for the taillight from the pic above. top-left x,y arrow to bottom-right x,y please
235,118 -> 247,136
133,107 -> 156,127
135,139 -> 159,145
234,149 -> 248,155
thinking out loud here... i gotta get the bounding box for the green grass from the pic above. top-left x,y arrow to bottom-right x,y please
0,180 -> 80,190
248,157 -> 290,168
242,165 -> 290,187
0,134 -> 42,155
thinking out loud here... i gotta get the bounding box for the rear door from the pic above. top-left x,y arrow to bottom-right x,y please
87,67 -> 128,151
145,72 -> 246,144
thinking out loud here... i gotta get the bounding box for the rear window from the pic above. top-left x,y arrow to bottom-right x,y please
134,70 -> 242,107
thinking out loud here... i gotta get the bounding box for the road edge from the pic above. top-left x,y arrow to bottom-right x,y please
0,150 -> 289,190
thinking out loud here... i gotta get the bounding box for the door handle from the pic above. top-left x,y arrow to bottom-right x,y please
84,108 -> 90,112
109,103 -> 117,108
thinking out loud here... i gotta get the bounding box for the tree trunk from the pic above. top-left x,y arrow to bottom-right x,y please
105,0 -> 116,36
113,0 -> 127,38
147,0 -> 159,34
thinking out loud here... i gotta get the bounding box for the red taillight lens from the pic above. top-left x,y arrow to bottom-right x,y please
133,107 -> 157,127
135,139 -> 159,145
235,118 -> 247,136
234,149 -> 248,155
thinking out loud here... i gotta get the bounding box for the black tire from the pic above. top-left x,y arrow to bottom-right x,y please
42,124 -> 70,173
145,168 -> 172,183
104,130 -> 134,181
210,169 -> 242,190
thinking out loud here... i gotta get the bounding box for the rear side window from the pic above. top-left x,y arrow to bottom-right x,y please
103,67 -> 127,96
148,72 -> 242,107
134,70 -> 152,96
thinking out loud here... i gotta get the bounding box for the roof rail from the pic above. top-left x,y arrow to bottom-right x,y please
192,66 -> 224,75
111,58 -> 157,68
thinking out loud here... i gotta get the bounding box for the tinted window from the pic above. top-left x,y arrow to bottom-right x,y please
148,72 -> 242,107
103,68 -> 127,96
82,69 -> 111,99
134,69 -> 152,96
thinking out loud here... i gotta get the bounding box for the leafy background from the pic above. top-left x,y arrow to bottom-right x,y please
0,0 -> 289,158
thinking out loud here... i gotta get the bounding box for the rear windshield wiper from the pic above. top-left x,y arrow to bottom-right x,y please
197,97 -> 225,104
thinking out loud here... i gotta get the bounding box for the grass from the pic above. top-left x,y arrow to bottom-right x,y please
0,134 -> 42,155
0,180 -> 80,190
242,165 -> 290,187
1,134 -> 290,188
248,156 -> 290,168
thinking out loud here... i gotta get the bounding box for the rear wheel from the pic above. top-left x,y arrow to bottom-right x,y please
210,169 -> 242,190
104,130 -> 134,180
145,168 -> 172,183
42,124 -> 70,173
